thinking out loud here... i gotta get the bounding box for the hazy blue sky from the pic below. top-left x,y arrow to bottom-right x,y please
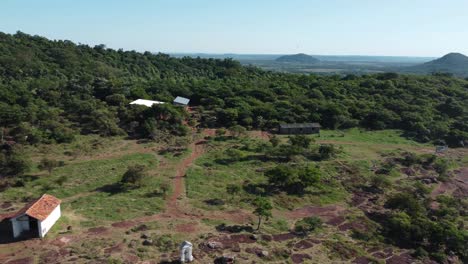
1,0 -> 467,56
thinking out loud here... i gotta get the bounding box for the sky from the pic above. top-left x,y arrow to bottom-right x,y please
1,0 -> 467,57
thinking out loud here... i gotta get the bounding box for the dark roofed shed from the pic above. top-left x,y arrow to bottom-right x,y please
279,123 -> 321,134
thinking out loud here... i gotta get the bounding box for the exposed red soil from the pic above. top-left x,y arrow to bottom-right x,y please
49,235 -> 74,247
293,239 -> 315,250
111,220 -> 137,228
291,253 -> 312,263
338,220 -> 368,232
272,233 -> 297,242
248,131 -> 271,140
386,253 -> 414,264
350,193 -> 368,207
166,133 -> 209,217
202,128 -> 216,137
87,226 -> 109,235
228,234 -> 257,244
104,243 -> 125,254
40,250 -> 60,263
5,257 -> 34,264
327,215 -> 347,226
372,248 -> 393,259
175,222 -> 198,233
245,246 -> 264,256
199,233 -> 257,254
1,202 -> 12,209
122,253 -> 140,263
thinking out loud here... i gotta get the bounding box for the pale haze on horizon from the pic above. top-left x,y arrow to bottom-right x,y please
1,0 -> 467,57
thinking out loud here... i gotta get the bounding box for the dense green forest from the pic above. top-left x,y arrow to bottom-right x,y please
0,31 -> 467,149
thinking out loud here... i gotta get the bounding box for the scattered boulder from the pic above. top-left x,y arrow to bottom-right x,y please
142,239 -> 153,246
231,244 -> 241,252
206,241 -> 223,249
128,240 -> 138,248
259,250 -> 269,258
214,256 -> 235,264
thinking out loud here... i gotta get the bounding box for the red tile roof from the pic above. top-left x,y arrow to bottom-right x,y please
5,194 -> 61,221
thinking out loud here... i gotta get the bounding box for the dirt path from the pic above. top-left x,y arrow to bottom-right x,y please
165,137 -> 206,216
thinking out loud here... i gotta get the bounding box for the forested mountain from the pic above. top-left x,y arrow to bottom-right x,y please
407,53 -> 468,77
0,31 -> 467,148
275,53 -> 320,64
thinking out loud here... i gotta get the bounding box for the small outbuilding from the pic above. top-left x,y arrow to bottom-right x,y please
279,123 -> 321,135
0,194 -> 61,239
173,96 -> 190,107
130,99 -> 165,107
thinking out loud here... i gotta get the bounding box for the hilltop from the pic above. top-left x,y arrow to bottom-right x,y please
407,53 -> 468,76
275,53 -> 320,64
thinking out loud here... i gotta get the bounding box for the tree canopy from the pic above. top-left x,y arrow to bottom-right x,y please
0,31 -> 467,147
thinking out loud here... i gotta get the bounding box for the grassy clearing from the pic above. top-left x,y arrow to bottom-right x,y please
1,137 -> 170,225
316,128 -> 428,146
186,130 -> 431,214
186,137 -> 348,212
311,129 -> 433,160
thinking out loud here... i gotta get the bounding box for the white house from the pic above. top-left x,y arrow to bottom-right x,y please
6,194 -> 61,239
129,99 -> 165,107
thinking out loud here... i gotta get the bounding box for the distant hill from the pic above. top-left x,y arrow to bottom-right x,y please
409,53 -> 468,76
275,53 -> 320,64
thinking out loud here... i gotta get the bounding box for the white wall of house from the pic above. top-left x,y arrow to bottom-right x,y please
38,205 -> 61,238
11,215 -> 30,238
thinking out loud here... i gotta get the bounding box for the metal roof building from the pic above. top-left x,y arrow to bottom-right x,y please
173,96 -> 190,106
279,123 -> 321,134
129,99 -> 165,107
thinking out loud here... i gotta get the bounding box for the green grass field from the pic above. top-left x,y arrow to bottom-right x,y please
186,136 -> 349,212
0,137 -> 169,226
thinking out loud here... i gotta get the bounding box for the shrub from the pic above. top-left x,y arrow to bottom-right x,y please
385,193 -> 425,217
228,125 -> 246,137
153,234 -> 176,251
265,164 -> 321,194
120,165 -> 148,189
215,128 -> 226,137
38,158 -> 60,174
319,144 -> 338,160
289,135 -> 313,148
413,247 -> 428,259
434,158 -> 449,176
294,216 -> 322,235
0,148 -> 30,177
226,184 -> 241,198
369,174 -> 392,190
269,135 -> 280,147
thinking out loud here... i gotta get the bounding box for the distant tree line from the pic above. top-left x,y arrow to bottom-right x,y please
0,31 -> 466,149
